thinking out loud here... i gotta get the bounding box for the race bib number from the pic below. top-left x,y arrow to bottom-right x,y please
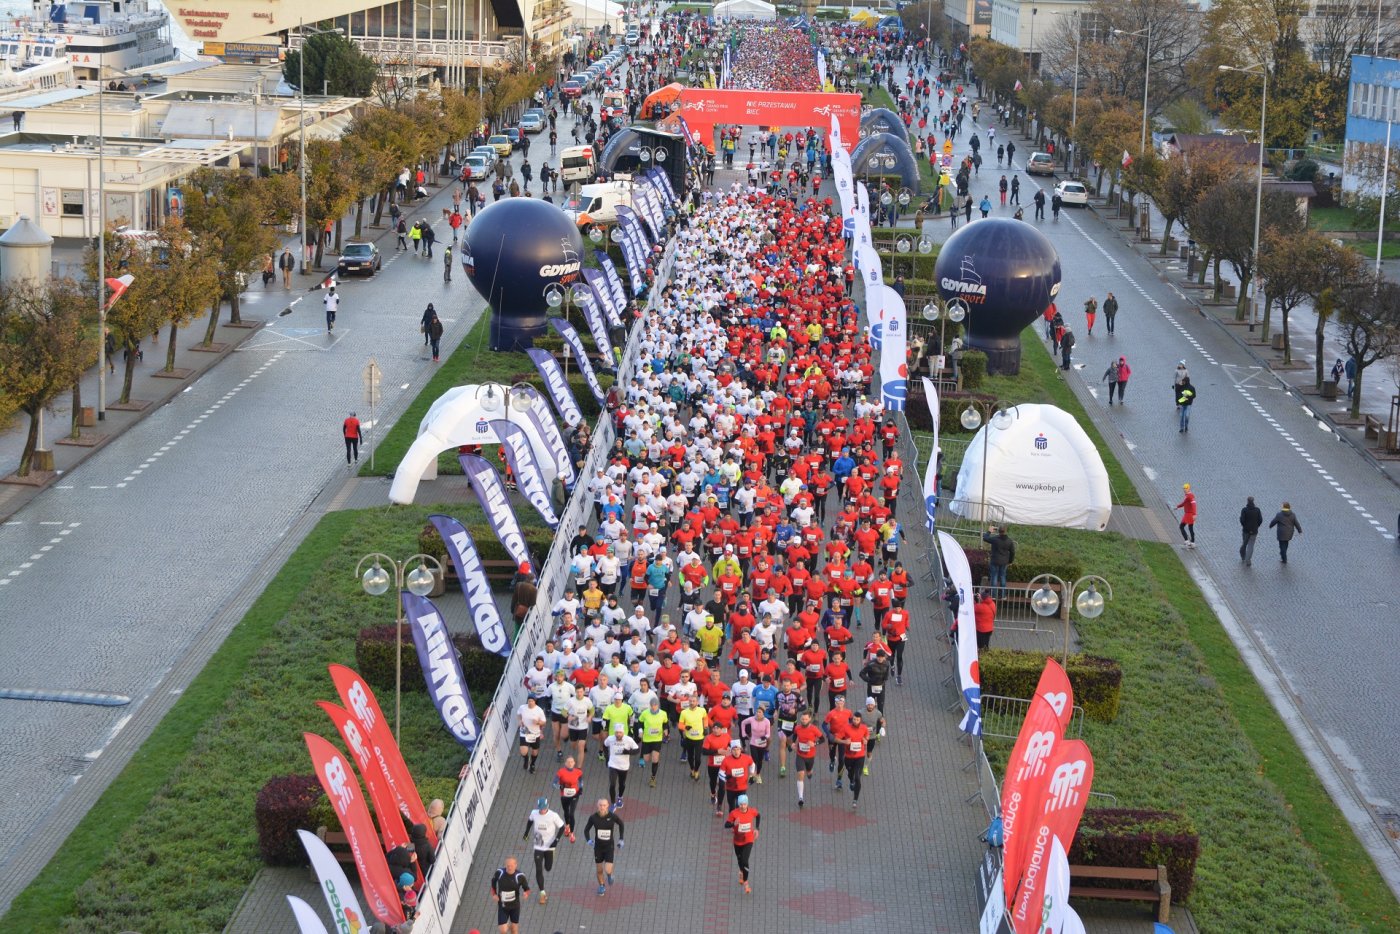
872,684 -> 883,693
832,677 -> 846,689
562,786 -> 577,797
711,753 -> 725,766
500,888 -> 517,903
849,741 -> 863,754
797,741 -> 813,754
596,828 -> 612,841
730,766 -> 746,779
737,821 -> 752,834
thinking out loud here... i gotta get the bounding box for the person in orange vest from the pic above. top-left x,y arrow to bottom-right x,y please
342,412 -> 362,465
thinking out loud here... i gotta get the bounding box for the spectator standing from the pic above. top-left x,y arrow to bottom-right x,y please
981,525 -> 1015,591
1238,495 -> 1263,565
1175,483 -> 1197,548
342,412 -> 362,465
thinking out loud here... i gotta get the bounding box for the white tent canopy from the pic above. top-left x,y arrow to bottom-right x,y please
950,404 -> 1112,531
713,0 -> 777,20
387,384 -> 559,505
568,0 -> 626,30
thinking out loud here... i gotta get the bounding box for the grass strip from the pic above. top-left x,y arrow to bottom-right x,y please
359,311 -> 532,478
2,506 -> 476,932
980,526 -> 1394,931
1142,542 -> 1399,931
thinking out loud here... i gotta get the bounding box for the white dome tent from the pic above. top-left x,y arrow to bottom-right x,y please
950,404 -> 1112,531
713,0 -> 777,21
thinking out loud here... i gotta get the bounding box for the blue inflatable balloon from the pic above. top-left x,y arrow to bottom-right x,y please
463,199 -> 585,351
933,218 -> 1062,375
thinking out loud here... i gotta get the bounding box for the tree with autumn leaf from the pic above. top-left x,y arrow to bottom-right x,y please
1335,274 -> 1400,418
1188,179 -> 1303,318
1150,143 -> 1243,254
181,168 -> 296,343
0,277 -> 87,475
144,219 -> 220,373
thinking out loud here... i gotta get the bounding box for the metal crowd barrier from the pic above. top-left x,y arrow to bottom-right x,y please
978,694 -> 1085,742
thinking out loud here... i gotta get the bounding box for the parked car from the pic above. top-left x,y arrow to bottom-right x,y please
488,134 -> 514,157
505,127 -> 523,149
1054,180 -> 1089,207
521,111 -> 545,133
337,241 -> 381,276
1026,152 -> 1056,176
462,153 -> 494,181
561,80 -> 584,99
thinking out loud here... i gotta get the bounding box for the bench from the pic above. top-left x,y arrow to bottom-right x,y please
1364,413 -> 1384,441
315,826 -> 357,869
1069,863 -> 1171,923
441,558 -> 518,589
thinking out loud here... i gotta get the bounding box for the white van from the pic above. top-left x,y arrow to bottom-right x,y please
559,145 -> 596,184
562,179 -> 634,228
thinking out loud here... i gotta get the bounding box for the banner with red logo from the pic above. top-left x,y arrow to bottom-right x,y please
1000,689 -> 1068,910
328,664 -> 436,847
1010,740 -> 1095,934
318,701 -> 413,853
303,733 -> 406,927
1035,657 -> 1075,733
677,88 -> 861,150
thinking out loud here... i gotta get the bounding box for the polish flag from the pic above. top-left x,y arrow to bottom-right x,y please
1121,149 -> 1133,168
310,271 -> 337,292
103,274 -> 134,311
1013,80 -> 1023,92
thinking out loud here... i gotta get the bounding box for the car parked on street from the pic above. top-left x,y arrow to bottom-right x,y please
488,134 -> 514,157
462,153 -> 494,181
521,111 -> 545,133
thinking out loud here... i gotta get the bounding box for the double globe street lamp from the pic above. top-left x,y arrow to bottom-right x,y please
1028,573 -> 1113,664
357,553 -> 445,741
959,401 -> 1019,524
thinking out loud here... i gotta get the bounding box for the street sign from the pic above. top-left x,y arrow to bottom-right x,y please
363,358 -> 382,407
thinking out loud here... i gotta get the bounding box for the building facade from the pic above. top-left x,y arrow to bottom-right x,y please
1343,53 -> 1400,199
988,0 -> 1089,71
943,0 -> 992,42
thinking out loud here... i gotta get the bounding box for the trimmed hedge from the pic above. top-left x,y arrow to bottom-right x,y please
355,625 -> 509,695
1069,808 -> 1201,902
960,350 -> 987,390
417,520 -> 556,569
978,649 -> 1123,722
964,547 -> 1086,588
904,389 -> 998,434
254,774 -> 324,866
259,775 -> 463,866
879,250 -> 938,280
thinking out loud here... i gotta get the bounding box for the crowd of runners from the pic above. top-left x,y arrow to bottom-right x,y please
496,184 -> 923,931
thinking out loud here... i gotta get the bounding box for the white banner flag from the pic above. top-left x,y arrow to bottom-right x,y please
1040,836 -> 1088,934
921,377 -> 941,531
287,896 -> 332,934
877,284 -> 907,412
936,531 -> 982,736
297,830 -> 370,934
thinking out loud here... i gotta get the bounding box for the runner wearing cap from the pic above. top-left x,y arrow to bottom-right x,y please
724,795 -> 761,893
547,669 -> 574,760
823,695 -> 856,790
730,668 -> 756,717
522,796 -> 565,905
604,722 -> 640,809
515,696 -> 547,775
583,797 -> 626,896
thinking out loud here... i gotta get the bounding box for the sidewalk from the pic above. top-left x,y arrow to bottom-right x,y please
0,169 -> 466,525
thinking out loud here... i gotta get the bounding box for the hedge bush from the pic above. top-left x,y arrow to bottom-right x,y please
254,774 -> 324,866
417,520 -> 556,569
1069,808 -> 1201,902
978,649 -> 1123,722
355,625 -> 509,695
960,350 -> 988,390
963,546 -> 1086,586
879,250 -> 938,280
260,775 -> 464,866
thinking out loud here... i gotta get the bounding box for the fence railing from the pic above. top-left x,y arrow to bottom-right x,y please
979,694 -> 1085,742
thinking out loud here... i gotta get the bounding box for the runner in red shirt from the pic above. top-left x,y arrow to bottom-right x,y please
824,649 -> 851,710
724,796 -> 760,893
823,696 -> 856,786
882,603 -> 911,685
555,757 -> 584,840
703,722 -> 732,810
798,642 -> 828,713
790,709 -> 824,810
841,719 -> 871,809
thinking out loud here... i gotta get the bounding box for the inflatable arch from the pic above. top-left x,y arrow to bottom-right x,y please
950,404 -> 1112,531
388,383 -> 561,505
850,132 -> 920,191
859,108 -> 905,138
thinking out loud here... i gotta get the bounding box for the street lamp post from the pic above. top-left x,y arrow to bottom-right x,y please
921,294 -> 965,369
1027,573 -> 1112,664
958,401 -> 1018,524
1220,63 -> 1269,327
294,22 -> 345,276
1028,7 -> 1037,75
356,553 -> 443,741
1114,24 -> 1153,155
1070,11 -> 1081,171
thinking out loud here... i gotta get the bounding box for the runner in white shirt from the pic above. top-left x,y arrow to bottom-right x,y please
565,686 -> 593,763
731,669 -> 757,717
604,723 -> 641,807
517,697 -> 548,774
548,671 -> 576,760
523,798 -> 567,905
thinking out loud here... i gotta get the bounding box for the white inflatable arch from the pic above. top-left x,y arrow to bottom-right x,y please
951,403 -> 1112,531
388,383 -> 560,505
